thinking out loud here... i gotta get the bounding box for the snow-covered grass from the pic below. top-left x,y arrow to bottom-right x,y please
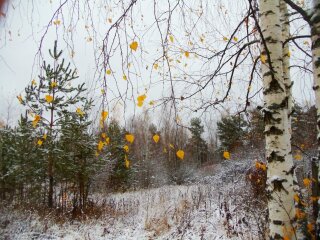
0,161 -> 266,239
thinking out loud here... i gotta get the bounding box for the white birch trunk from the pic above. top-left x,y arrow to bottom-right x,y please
260,0 -> 296,239
281,2 -> 306,239
310,0 -> 320,236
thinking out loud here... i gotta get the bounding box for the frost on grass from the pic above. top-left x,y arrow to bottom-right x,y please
0,160 -> 266,240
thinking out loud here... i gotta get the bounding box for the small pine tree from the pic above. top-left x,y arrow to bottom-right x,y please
20,41 -> 88,208
217,114 -> 248,153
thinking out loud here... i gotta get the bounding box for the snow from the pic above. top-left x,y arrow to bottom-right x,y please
0,160 -> 263,239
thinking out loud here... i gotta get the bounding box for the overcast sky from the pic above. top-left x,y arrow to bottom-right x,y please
0,0 -> 315,129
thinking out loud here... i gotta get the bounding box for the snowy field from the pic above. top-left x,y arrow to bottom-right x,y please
0,161 -> 265,240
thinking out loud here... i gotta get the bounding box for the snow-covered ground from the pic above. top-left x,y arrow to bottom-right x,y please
1,160 -> 265,239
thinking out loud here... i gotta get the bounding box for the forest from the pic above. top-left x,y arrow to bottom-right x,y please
0,0 -> 320,239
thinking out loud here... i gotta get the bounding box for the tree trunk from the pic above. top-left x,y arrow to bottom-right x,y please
281,2 -> 306,239
260,0 -> 296,239
310,0 -> 320,235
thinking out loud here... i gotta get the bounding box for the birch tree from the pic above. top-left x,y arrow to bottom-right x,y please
260,0 -> 296,238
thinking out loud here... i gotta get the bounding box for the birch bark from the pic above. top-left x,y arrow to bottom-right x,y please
311,0 -> 320,236
260,0 -> 296,238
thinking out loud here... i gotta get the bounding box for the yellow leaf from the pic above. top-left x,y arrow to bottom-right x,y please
223,36 -> 228,41
125,155 -> 130,168
233,36 -> 238,42
153,134 -> 160,143
293,194 -> 300,203
184,51 -> 190,58
153,63 -> 159,70
137,94 -> 147,107
169,35 -> 174,43
101,133 -> 106,139
105,137 -> 110,145
287,51 -> 291,57
106,69 -> 111,75
303,178 -> 312,188
130,41 -> 138,51
176,150 -> 185,160
76,108 -> 85,117
45,95 -> 53,103
37,139 -> 43,146
101,89 -> 105,94
108,18 -> 112,23
137,101 -> 144,107
43,134 -> 47,140
50,81 -> 57,88
101,111 -> 108,121
98,141 -> 104,151
137,94 -> 147,102
32,115 -> 41,128
17,95 -> 23,104
123,145 -> 129,153
163,147 -> 167,153
255,161 -> 266,171
223,151 -> 230,159
123,75 -> 127,80
294,154 -> 302,161
260,54 -> 267,64
149,100 -> 155,106
125,134 -> 135,143
53,19 -> 61,25
31,79 -> 37,85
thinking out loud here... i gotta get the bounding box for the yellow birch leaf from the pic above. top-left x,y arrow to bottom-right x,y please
51,81 -> 57,88
123,75 -> 127,80
125,155 -> 130,168
260,54 -> 267,64
303,178 -> 312,188
137,101 -> 143,107
169,35 -> 174,43
101,111 -> 108,121
176,150 -> 185,160
43,134 -> 47,140
37,139 -> 43,146
105,137 -> 110,145
45,95 -> 53,103
106,69 -> 111,75
223,151 -> 230,159
130,41 -> 138,51
17,95 -> 23,104
184,51 -> 190,58
149,100 -> 155,106
31,79 -> 37,85
125,134 -> 134,143
123,145 -> 129,153
53,19 -> 61,25
294,154 -> 302,161
153,134 -> 160,143
76,108 -> 85,117
32,115 -> 41,128
101,133 -> 106,139
169,143 -> 174,149
98,141 -> 104,151
233,36 -> 238,42
153,63 -> 159,70
137,94 -> 147,102
223,36 -> 228,41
